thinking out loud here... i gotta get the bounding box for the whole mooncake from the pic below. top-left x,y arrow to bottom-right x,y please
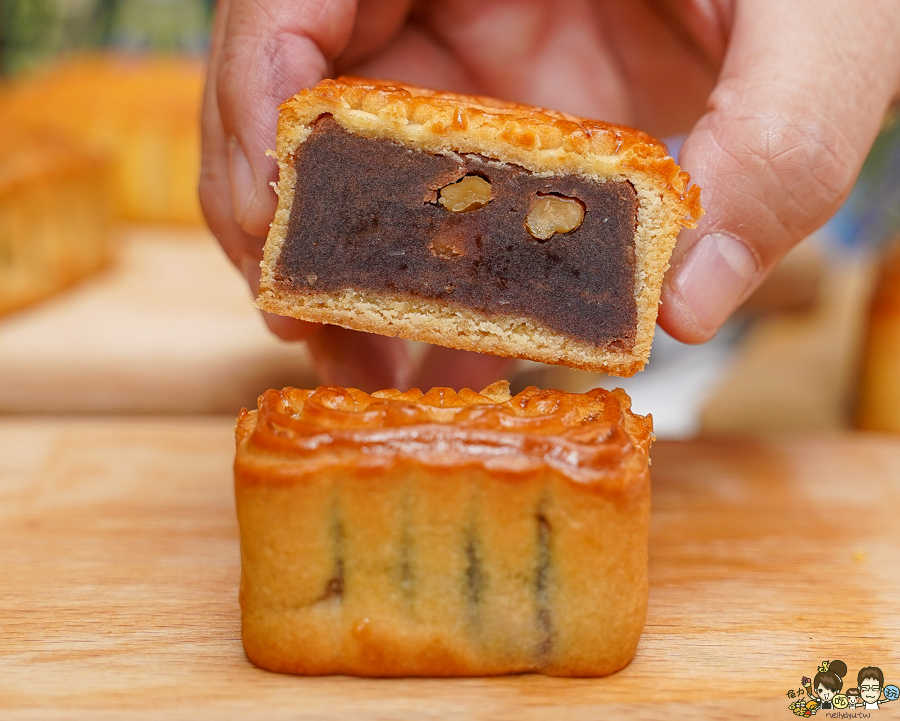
234,381 -> 653,676
256,77 -> 701,376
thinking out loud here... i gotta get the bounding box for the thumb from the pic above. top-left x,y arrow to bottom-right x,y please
658,0 -> 900,343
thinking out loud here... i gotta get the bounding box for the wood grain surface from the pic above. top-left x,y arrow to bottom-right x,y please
0,228 -> 317,415
2,418 -> 899,720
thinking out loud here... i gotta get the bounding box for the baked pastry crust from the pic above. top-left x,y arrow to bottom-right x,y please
258,77 -> 701,376
235,381 -> 652,677
0,128 -> 111,315
856,238 -> 900,432
3,54 -> 204,224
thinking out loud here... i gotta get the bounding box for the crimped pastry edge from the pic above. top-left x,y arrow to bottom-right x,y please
259,77 -> 701,376
237,383 -> 652,437
236,383 -> 654,477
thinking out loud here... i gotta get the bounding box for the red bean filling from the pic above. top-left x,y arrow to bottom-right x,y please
275,115 -> 638,348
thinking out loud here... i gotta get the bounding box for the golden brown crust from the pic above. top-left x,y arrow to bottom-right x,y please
0,128 -> 111,316
276,77 -> 700,218
856,239 -> 900,432
2,54 -> 204,224
235,382 -> 652,677
258,77 -> 701,375
237,382 -> 653,484
257,287 -> 648,376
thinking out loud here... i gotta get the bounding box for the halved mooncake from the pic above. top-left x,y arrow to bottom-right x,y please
257,77 -> 701,376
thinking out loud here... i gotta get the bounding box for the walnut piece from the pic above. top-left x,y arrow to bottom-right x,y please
428,232 -> 466,260
525,194 -> 585,240
438,175 -> 492,212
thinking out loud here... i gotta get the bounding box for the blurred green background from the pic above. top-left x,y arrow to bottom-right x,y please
0,0 -> 213,76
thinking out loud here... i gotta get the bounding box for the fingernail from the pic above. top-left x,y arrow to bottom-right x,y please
229,137 -> 256,229
671,232 -> 758,335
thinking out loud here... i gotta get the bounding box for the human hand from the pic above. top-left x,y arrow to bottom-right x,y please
201,0 -> 520,390
200,0 -> 900,390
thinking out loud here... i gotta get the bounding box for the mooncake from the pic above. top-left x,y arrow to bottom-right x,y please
256,77 -> 701,376
234,381 -> 653,676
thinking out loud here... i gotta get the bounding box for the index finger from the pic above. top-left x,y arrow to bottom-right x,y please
216,0 -> 358,237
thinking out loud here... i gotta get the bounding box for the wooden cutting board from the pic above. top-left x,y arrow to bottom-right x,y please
2,419 -> 899,720
0,229 -> 318,415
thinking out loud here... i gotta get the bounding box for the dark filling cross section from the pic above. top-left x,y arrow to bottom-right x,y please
276,115 -> 639,346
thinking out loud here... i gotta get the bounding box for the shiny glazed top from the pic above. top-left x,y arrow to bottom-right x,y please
236,383 -> 653,484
